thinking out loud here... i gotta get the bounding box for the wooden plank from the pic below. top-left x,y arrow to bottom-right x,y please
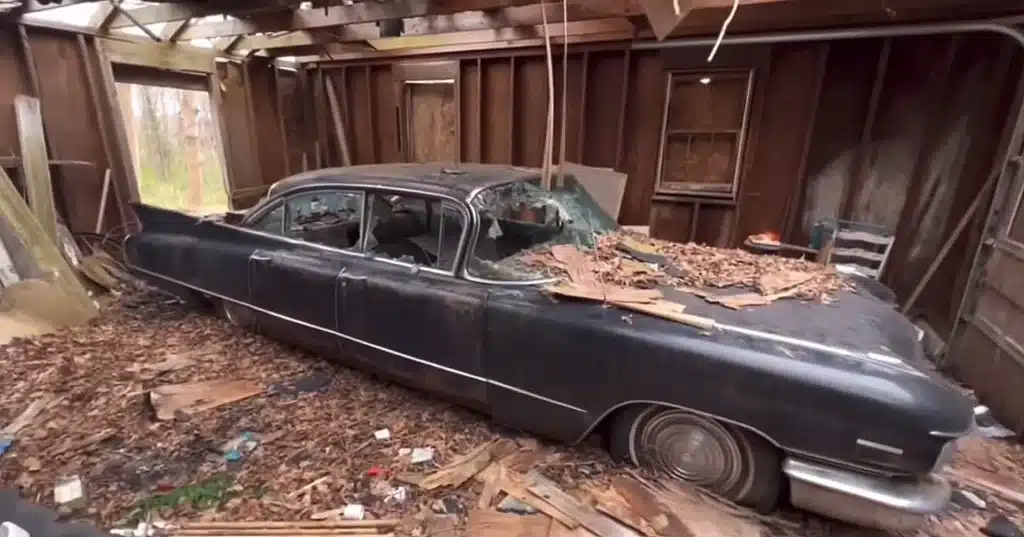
178,0 -> 550,40
527,475 -> 640,537
0,166 -> 96,315
77,34 -> 129,234
14,96 -> 58,245
100,38 -> 216,74
94,38 -> 141,204
208,71 -> 234,204
325,74 -> 351,166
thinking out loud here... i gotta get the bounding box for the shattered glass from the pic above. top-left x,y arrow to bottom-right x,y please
467,176 -> 617,281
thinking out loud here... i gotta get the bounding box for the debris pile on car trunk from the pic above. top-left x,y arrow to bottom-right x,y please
520,231 -> 855,310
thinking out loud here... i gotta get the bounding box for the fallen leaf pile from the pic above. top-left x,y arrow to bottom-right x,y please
0,285 -> 1019,537
517,231 -> 854,306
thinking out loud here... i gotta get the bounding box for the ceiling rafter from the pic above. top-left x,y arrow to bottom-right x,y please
243,2 -> 643,52
161,17 -> 192,41
175,0 -> 573,41
266,16 -> 635,58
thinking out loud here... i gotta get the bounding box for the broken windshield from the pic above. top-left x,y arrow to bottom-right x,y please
466,176 -> 617,282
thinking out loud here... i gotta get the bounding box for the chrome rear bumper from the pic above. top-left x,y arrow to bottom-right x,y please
784,458 -> 951,531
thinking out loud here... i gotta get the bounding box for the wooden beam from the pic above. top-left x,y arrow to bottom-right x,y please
100,37 -> 217,73
14,95 -> 59,244
21,0 -> 99,13
368,18 -> 634,51
176,0 -> 637,41
102,1 -> 287,30
239,27 -> 377,52
162,18 -> 193,41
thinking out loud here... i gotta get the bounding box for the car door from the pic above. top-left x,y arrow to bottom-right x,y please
338,192 -> 488,409
247,188 -> 364,357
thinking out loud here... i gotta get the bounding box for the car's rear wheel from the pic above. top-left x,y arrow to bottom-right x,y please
610,405 -> 782,513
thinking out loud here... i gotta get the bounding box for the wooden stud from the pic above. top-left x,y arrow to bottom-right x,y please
782,43 -> 831,243
338,67 -> 353,163
311,66 -> 326,167
577,50 -> 589,162
93,37 -> 141,204
17,25 -> 42,99
364,65 -> 377,163
613,48 -> 631,172
77,34 -> 129,232
689,202 -> 700,243
208,69 -> 235,204
508,56 -> 516,164
475,57 -> 483,163
241,61 -> 264,181
272,66 -> 291,174
455,61 -> 463,162
840,37 -> 891,220
325,74 -> 352,166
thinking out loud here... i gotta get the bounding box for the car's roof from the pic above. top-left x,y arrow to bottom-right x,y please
267,163 -> 543,201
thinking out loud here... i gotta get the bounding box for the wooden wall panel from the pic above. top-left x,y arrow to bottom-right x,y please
216,61 -> 261,207
460,59 -> 481,163
581,50 -> 627,169
247,59 -> 288,186
619,52 -> 664,226
734,42 -> 826,243
480,58 -> 513,164
512,57 -> 547,167
370,66 -> 401,163
26,29 -> 112,234
0,31 -> 32,166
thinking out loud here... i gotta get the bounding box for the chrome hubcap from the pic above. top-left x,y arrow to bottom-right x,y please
636,410 -> 744,491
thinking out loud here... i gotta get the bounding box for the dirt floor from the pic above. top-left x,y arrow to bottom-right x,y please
0,285 -> 1022,537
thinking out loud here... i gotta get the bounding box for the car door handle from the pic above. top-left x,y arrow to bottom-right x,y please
251,253 -> 271,262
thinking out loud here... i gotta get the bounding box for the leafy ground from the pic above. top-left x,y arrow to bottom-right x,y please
0,286 -> 1021,537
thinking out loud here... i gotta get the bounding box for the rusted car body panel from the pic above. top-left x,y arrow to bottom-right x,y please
124,163 -> 975,531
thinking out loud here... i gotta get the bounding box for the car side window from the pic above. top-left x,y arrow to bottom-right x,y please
249,203 -> 284,235
279,190 -> 364,250
364,193 -> 465,272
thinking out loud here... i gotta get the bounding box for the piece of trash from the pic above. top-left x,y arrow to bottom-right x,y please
983,515 -> 1024,537
430,497 -> 461,515
0,522 -> 30,537
268,372 -> 331,396
0,433 -> 13,457
221,432 -> 259,462
22,456 -> 40,472
53,475 -> 86,510
374,428 -> 391,441
385,486 -> 407,504
410,447 -> 434,464
498,495 -> 539,514
952,488 -> 987,509
342,503 -> 365,520
367,466 -> 384,477
398,448 -> 412,457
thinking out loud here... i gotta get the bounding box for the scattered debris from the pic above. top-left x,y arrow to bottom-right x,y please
268,372 -> 332,396
419,440 -> 506,490
409,447 -> 435,465
310,504 -> 365,521
373,428 -> 391,441
53,474 -> 86,511
467,509 -> 551,537
952,489 -> 987,509
983,515 -> 1024,537
176,520 -> 397,535
220,431 -> 260,462
497,495 -> 539,515
149,378 -> 264,420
